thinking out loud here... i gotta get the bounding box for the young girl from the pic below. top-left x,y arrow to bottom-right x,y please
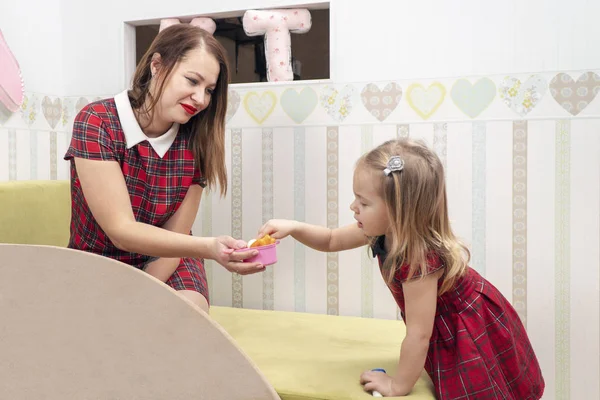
63,25 -> 264,313
257,139 -> 545,399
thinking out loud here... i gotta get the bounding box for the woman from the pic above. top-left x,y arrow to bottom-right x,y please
64,24 -> 263,313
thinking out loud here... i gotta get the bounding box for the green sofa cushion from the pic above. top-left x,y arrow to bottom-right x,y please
0,180 -> 71,246
211,306 -> 435,399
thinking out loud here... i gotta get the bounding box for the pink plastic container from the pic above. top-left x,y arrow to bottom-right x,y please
235,241 -> 280,266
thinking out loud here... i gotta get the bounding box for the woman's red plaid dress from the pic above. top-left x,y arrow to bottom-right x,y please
64,92 -> 209,301
372,236 -> 544,399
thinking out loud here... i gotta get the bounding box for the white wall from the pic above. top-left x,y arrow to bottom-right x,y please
0,0 -> 64,95
58,0 -> 600,96
3,0 -> 599,95
335,0 -> 600,82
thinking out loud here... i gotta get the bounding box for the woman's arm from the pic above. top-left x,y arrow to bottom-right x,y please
144,184 -> 203,282
75,157 -> 213,258
258,220 -> 368,252
75,157 -> 263,273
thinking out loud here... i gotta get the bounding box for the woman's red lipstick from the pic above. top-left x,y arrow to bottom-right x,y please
181,104 -> 197,115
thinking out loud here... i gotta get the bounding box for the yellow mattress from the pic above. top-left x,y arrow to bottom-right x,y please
211,307 -> 435,399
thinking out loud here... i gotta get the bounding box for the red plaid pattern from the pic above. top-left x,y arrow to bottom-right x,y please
64,98 -> 208,301
165,258 -> 209,299
372,236 -> 544,399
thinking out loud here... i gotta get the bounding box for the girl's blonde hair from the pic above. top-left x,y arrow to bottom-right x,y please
357,138 -> 470,294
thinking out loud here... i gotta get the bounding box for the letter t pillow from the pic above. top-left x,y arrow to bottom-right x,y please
159,17 -> 217,34
243,9 -> 312,82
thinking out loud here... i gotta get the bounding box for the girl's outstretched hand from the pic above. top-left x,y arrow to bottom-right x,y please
257,219 -> 298,240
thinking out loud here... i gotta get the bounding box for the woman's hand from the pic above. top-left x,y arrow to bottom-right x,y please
210,236 -> 265,275
257,219 -> 298,240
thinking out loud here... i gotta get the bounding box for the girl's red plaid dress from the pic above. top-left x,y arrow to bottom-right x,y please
372,236 -> 545,399
64,91 -> 209,301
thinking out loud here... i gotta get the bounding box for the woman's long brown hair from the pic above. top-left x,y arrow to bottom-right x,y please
129,24 -> 229,196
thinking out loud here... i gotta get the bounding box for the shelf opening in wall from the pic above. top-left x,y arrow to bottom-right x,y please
133,7 -> 330,85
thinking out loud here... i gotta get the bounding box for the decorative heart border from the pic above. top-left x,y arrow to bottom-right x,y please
4,70 -> 600,131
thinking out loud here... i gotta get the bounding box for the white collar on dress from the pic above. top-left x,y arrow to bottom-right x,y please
113,89 -> 179,158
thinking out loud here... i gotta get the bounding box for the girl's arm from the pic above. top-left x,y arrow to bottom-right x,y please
390,270 -> 441,395
258,220 -> 368,252
144,184 -> 203,282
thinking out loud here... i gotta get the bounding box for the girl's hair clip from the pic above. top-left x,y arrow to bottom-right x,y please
383,156 -> 404,176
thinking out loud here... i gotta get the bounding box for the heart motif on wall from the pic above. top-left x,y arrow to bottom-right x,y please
75,97 -> 89,114
450,78 -> 496,118
498,75 -> 547,116
406,82 -> 446,120
280,87 -> 317,123
549,71 -> 600,116
320,85 -> 355,122
226,89 -> 240,122
243,91 -> 277,124
42,96 -> 62,129
61,98 -> 73,127
20,94 -> 38,126
360,82 -> 402,122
